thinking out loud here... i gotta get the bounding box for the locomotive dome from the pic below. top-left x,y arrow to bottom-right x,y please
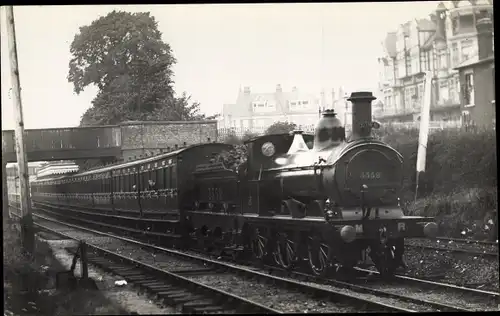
313,109 -> 345,151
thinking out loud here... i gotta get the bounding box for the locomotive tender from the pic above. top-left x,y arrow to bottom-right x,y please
31,91 -> 438,277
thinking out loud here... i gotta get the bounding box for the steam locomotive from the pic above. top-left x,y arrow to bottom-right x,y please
31,91 -> 438,277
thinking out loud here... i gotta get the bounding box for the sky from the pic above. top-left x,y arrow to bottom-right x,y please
1,2 -> 440,130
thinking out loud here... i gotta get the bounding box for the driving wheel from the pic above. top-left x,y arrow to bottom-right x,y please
274,232 -> 297,270
307,235 -> 331,277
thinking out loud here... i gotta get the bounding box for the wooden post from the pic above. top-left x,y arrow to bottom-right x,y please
5,6 -> 35,255
80,241 -> 89,280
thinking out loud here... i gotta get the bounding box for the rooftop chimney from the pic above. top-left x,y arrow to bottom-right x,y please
347,91 -> 376,140
476,17 -> 493,60
243,86 -> 251,94
276,84 -> 282,93
434,4 -> 447,50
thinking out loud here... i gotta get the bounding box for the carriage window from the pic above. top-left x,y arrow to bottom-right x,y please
156,168 -> 163,188
133,171 -> 139,191
100,176 -> 105,193
141,171 -> 148,190
171,165 -> 177,188
129,172 -> 135,191
164,166 -> 170,189
149,169 -> 156,189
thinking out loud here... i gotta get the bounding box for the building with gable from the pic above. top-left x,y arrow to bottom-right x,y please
377,0 -> 493,125
220,84 -> 328,133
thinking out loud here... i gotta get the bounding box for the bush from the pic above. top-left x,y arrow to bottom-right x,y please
265,121 -> 297,135
222,133 -> 243,145
376,126 -> 497,239
375,127 -> 497,198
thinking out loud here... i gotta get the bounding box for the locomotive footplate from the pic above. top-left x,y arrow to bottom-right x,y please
331,216 -> 438,240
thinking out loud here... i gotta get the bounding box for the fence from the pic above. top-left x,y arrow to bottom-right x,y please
217,121 -> 463,140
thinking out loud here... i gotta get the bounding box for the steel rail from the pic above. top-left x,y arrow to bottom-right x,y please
11,205 -> 415,313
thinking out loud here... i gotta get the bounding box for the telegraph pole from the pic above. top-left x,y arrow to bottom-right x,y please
6,6 -> 35,255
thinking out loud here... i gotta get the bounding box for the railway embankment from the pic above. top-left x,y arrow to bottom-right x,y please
377,126 -> 498,292
379,126 -> 497,241
3,215 -> 131,316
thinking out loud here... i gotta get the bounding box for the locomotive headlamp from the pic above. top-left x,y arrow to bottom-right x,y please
423,222 -> 438,237
340,225 -> 357,243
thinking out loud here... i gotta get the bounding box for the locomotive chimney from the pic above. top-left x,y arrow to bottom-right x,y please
347,91 -> 376,140
287,130 -> 309,155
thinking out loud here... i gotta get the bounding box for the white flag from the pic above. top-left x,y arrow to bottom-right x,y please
416,71 -> 433,173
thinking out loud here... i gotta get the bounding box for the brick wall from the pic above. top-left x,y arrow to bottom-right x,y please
119,121 -> 218,161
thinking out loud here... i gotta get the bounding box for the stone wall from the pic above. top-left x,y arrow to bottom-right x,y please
119,120 -> 218,161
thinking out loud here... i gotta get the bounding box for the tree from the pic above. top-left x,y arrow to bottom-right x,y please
68,10 -> 212,127
265,121 -> 298,135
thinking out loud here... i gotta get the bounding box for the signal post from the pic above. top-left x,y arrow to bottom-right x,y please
5,6 -> 35,255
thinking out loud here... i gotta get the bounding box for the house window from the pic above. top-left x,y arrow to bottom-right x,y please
420,51 -> 431,71
404,87 -> 412,110
461,110 -> 472,126
439,80 -> 449,102
452,17 -> 459,35
289,100 -> 310,111
437,50 -> 447,69
463,72 -> 474,106
405,55 -> 412,75
253,100 -> 276,112
452,42 -> 459,67
461,39 -> 474,62
417,83 -> 424,105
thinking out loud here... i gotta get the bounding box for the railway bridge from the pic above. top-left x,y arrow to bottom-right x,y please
1,120 -> 218,163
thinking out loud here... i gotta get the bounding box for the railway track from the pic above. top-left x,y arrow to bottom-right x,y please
8,208 -> 416,313
435,237 -> 498,246
9,204 -> 500,312
11,213 -> 273,314
406,238 -> 498,259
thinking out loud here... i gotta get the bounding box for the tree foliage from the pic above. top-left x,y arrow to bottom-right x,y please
265,121 -> 298,135
68,10 -> 215,127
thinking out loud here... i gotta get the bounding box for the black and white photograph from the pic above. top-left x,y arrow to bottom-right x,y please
2,1 -> 497,314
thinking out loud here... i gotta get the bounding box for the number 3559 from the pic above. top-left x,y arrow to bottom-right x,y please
360,172 -> 382,179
